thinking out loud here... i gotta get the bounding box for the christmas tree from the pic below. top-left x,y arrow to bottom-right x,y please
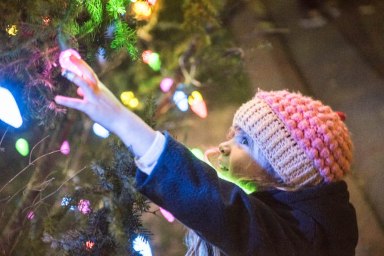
0,0 -> 249,254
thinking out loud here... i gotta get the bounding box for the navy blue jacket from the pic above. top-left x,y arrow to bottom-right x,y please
136,133 -> 358,256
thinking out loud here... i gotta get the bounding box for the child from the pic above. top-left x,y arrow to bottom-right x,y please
55,50 -> 358,255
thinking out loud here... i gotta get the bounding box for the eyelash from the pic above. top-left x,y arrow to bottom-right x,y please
237,136 -> 249,146
241,137 -> 248,145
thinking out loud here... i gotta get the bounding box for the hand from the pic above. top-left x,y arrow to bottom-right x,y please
55,53 -> 125,135
55,50 -> 156,157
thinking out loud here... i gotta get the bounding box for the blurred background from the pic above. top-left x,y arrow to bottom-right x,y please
0,0 -> 383,255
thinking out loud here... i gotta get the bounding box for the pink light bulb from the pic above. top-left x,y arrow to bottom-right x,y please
160,78 -> 174,92
59,49 -> 83,77
27,210 -> 35,220
188,91 -> 207,118
60,140 -> 70,155
142,50 -> 153,64
160,207 -> 175,222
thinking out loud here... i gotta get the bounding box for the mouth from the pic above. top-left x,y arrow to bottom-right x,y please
219,165 -> 229,172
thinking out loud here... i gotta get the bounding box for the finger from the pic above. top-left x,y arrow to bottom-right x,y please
69,55 -> 99,91
62,70 -> 95,98
59,49 -> 83,77
55,95 -> 85,111
77,87 -> 84,97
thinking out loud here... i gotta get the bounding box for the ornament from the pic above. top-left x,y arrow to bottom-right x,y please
6,25 -> 18,36
159,207 -> 175,223
15,138 -> 29,157
92,123 -> 110,138
160,78 -> 173,92
188,91 -> 207,118
173,90 -> 189,112
78,199 -> 92,215
133,236 -> 153,256
0,87 -> 23,128
120,91 -> 139,109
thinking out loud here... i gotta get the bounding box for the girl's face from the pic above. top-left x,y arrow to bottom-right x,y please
216,128 -> 275,186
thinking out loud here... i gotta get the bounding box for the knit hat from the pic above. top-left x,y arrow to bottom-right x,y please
233,90 -> 353,187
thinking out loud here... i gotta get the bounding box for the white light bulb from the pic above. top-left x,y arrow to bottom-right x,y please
0,87 -> 23,128
92,123 -> 110,138
133,236 -> 152,256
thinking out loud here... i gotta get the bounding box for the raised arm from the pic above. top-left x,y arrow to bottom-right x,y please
54,49 -> 156,157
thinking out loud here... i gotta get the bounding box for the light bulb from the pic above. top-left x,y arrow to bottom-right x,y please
92,123 -> 110,138
15,138 -> 29,157
0,87 -> 23,128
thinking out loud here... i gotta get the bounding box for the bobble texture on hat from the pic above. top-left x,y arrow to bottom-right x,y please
233,90 -> 353,187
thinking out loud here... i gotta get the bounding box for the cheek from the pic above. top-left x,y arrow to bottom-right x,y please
229,152 -> 260,179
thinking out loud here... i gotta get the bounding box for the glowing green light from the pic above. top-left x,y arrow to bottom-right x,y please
218,172 -> 258,194
148,53 -> 161,71
15,138 -> 29,157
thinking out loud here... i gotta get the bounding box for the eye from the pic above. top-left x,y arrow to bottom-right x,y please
233,129 -> 252,149
240,137 -> 249,146
235,135 -> 250,147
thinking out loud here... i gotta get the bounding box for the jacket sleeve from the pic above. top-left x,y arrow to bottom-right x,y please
135,133 -> 312,256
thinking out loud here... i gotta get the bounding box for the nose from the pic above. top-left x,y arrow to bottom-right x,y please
218,140 -> 231,156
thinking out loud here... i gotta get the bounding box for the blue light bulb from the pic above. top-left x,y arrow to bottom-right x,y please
173,91 -> 189,112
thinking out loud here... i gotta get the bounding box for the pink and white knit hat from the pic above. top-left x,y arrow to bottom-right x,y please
233,90 -> 353,187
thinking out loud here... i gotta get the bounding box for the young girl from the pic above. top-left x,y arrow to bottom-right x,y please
55,50 -> 358,255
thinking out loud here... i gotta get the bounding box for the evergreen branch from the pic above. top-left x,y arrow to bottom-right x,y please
86,0 -> 103,25
0,46 -> 59,74
110,20 -> 138,59
106,0 -> 127,19
0,23 -> 57,58
79,0 -> 103,35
